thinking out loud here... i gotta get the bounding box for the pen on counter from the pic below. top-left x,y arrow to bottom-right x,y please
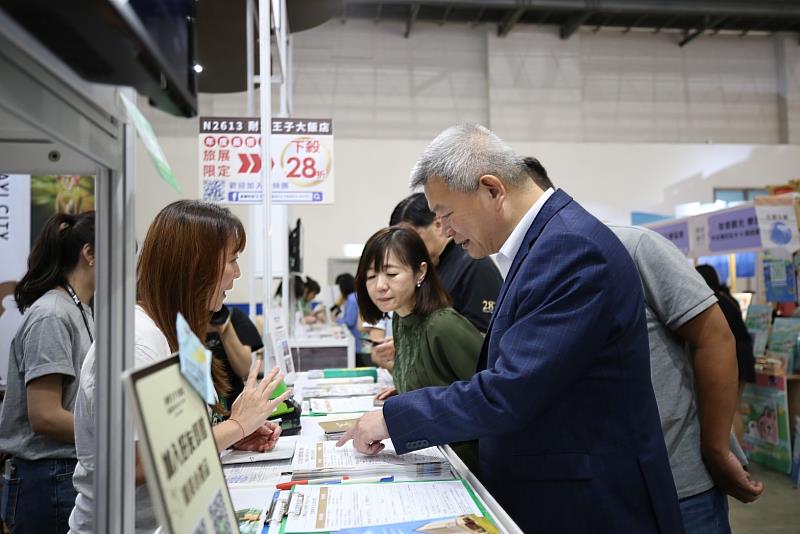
340,475 -> 394,484
275,475 -> 394,490
276,476 -> 348,490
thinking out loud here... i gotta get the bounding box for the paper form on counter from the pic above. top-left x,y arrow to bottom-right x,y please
283,480 -> 483,533
223,463 -> 287,487
301,383 -> 382,398
291,440 -> 447,474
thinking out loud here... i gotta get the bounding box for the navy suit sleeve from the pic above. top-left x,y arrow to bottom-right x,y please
384,230 -> 617,452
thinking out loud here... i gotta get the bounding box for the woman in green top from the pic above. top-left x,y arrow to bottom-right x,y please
355,226 -> 484,474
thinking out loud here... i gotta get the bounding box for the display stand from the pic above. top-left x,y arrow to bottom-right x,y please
0,11 -> 136,533
647,194 -> 800,474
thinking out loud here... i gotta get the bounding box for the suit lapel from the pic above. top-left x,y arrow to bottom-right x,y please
485,189 -> 573,336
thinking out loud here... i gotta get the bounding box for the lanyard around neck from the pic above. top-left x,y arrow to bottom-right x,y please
63,282 -> 93,344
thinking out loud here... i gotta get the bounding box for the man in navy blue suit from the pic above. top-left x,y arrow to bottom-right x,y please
338,123 -> 684,533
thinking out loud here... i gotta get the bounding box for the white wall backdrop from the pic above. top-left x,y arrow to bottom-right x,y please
137,20 -> 800,299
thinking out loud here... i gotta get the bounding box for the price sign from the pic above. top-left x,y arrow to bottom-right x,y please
199,117 -> 334,205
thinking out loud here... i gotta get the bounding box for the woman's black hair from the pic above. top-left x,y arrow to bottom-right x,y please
523,157 -> 555,190
696,264 -> 728,292
356,226 -> 451,324
389,193 -> 436,228
15,211 -> 95,312
335,273 -> 355,297
304,276 -> 321,295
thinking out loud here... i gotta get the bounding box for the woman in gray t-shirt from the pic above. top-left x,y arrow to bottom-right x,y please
0,211 -> 95,534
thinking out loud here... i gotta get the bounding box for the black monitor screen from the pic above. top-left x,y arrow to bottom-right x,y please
129,0 -> 192,93
0,0 -> 197,117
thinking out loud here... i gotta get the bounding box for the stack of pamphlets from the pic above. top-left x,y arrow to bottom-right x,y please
302,382 -> 382,398
290,440 -> 454,482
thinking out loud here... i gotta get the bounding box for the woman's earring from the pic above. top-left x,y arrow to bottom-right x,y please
89,261 -> 94,267
416,280 -> 422,288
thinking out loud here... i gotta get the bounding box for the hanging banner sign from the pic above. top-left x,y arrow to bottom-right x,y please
199,117 -> 334,205
754,201 -> 800,252
649,220 -> 690,254
120,93 -> 181,193
707,206 -> 762,253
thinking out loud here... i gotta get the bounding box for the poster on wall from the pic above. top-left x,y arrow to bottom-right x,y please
0,175 -> 94,387
0,174 -> 30,387
198,117 -> 334,205
740,373 -> 792,474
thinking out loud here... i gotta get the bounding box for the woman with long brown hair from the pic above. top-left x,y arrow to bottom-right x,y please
69,200 -> 288,533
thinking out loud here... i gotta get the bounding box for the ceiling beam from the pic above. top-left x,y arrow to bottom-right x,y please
593,13 -> 611,32
740,17 -> 771,36
471,6 -> 486,27
679,15 -> 727,47
713,15 -> 733,35
538,11 -> 552,25
498,7 -> 526,38
341,1 -> 800,19
560,11 -> 593,40
623,13 -> 647,34
404,3 -> 420,38
654,14 -> 680,33
439,4 -> 453,25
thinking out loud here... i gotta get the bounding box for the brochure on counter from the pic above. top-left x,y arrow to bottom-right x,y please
282,480 -> 496,533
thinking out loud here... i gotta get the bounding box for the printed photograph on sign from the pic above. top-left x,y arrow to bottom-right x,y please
0,175 -> 94,387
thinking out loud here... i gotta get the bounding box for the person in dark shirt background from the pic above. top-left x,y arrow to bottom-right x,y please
696,264 -> 757,443
206,305 -> 264,414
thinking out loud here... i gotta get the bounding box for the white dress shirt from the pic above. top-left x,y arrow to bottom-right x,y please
495,188 -> 555,278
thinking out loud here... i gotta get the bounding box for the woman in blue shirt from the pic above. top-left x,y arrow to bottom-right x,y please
334,273 -> 366,365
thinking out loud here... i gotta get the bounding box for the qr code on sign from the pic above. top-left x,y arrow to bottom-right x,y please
192,518 -> 208,534
203,180 -> 224,202
208,489 -> 234,534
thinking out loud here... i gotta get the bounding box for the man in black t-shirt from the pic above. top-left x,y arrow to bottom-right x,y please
206,305 -> 264,410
